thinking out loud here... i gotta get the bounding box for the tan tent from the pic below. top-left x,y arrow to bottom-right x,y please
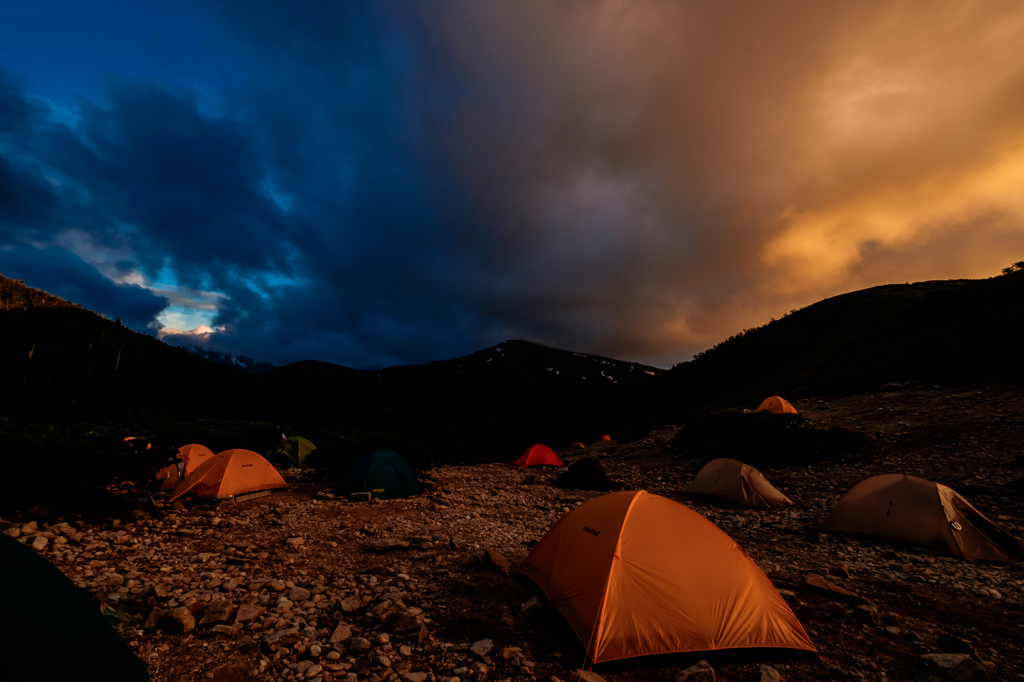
177,443 -> 215,476
756,396 -> 797,414
169,449 -> 288,502
519,490 -> 816,662
820,474 -> 1024,563
684,458 -> 793,508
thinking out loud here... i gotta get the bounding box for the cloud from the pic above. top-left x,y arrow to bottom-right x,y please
3,3 -> 1024,369
0,246 -> 167,329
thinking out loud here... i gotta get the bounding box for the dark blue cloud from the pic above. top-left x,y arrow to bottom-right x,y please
0,246 -> 167,330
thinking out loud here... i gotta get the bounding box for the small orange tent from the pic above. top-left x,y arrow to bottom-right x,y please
820,474 -> 1024,563
155,464 -> 181,490
519,490 -> 815,662
177,444 -> 215,476
684,458 -> 793,508
756,396 -> 797,414
511,444 -> 563,468
169,449 -> 288,502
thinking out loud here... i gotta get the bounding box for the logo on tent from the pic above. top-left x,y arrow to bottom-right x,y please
583,525 -> 601,537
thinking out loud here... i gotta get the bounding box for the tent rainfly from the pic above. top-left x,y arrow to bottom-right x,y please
519,490 -> 816,662
0,534 -> 149,681
819,474 -> 1024,563
177,443 -> 215,476
169,449 -> 288,502
684,458 -> 793,508
511,444 -> 563,468
756,396 -> 798,414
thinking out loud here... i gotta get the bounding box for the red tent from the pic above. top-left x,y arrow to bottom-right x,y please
511,444 -> 563,468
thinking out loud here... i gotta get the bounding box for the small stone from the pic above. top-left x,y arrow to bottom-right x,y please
948,657 -> 989,682
852,604 -> 880,626
289,586 -> 311,602
373,655 -> 392,668
234,604 -> 266,623
760,664 -> 781,682
21,521 -> 37,534
470,639 -> 493,659
484,548 -> 512,574
450,537 -> 467,549
676,660 -> 715,682
373,539 -> 410,552
920,653 -> 973,670
160,607 -> 196,634
519,596 -> 545,623
802,573 -> 863,604
339,596 -> 362,612
285,537 -> 305,546
199,600 -> 235,625
29,536 -> 48,551
571,672 -> 606,682
349,636 -> 372,653
402,674 -> 429,682
263,628 -> 301,649
330,623 -> 353,643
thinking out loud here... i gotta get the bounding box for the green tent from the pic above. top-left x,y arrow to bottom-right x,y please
334,449 -> 421,499
267,435 -> 317,466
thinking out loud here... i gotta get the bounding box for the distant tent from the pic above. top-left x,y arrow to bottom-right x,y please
570,442 -> 586,451
684,458 -> 793,508
177,444 -> 215,476
756,396 -> 797,414
601,435 -> 612,441
520,490 -> 816,663
511,444 -> 563,468
556,457 -> 616,491
267,435 -> 317,466
334,449 -> 421,500
169,449 -> 288,502
820,474 -> 1024,563
155,464 -> 180,490
0,534 -> 149,681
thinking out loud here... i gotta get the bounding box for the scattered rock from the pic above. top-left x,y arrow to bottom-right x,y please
760,664 -> 781,682
519,596 -> 545,623
470,639 -> 493,659
159,606 -> 196,634
677,659 -> 715,681
484,548 -> 512,574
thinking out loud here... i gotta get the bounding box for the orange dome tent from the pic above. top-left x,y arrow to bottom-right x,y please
511,444 -> 563,468
519,490 -> 816,663
756,396 -> 797,414
820,474 -> 1024,563
169,449 -> 288,502
177,443 -> 215,476
684,458 -> 793,508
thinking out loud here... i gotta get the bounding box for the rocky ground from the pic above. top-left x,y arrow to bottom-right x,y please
5,380 -> 1024,682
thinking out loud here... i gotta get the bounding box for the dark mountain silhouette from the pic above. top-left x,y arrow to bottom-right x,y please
649,269 -> 1024,423
262,340 -> 664,460
0,274 -> 265,421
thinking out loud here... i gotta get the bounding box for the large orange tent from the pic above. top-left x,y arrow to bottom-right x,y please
511,444 -> 563,468
819,474 -> 1024,563
684,458 -> 793,508
177,443 -> 215,476
756,396 -> 797,414
519,490 -> 815,663
169,449 -> 288,502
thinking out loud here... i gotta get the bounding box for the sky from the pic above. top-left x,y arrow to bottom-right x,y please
3,1 -> 1024,370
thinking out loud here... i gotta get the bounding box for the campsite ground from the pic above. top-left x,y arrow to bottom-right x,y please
5,380 -> 1024,682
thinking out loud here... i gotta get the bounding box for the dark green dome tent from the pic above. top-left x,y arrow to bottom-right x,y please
0,534 -> 149,681
334,449 -> 421,499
